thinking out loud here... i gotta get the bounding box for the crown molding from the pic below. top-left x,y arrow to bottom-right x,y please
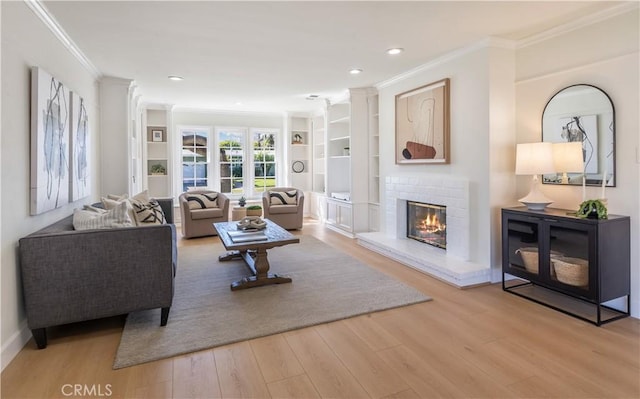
516,2 -> 639,49
375,37 -> 515,90
24,0 -> 101,79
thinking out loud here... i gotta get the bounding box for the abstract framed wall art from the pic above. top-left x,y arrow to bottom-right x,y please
30,67 -> 70,215
395,78 -> 450,164
70,91 -> 90,201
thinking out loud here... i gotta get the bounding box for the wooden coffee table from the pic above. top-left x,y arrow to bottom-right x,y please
213,220 -> 300,291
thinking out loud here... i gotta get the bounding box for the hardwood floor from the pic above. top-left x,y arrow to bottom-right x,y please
2,220 -> 639,398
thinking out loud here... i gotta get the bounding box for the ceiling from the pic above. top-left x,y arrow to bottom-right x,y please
42,1 -> 626,114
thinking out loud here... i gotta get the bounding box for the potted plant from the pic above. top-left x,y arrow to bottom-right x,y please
577,199 -> 608,219
149,164 -> 166,175
238,196 -> 246,207
246,205 -> 262,217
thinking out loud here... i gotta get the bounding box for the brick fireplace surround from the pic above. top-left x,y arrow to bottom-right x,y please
357,176 -> 491,287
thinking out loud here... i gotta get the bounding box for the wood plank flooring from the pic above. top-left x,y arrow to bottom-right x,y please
2,219 -> 639,398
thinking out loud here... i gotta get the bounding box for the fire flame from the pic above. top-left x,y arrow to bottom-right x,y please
416,213 -> 445,234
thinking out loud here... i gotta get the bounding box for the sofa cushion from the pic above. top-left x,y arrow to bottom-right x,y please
269,190 -> 297,205
190,207 -> 224,220
73,201 -> 133,230
131,198 -> 166,225
186,193 -> 218,209
267,204 -> 299,215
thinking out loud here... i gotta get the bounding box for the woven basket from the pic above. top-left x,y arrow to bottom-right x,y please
551,257 -> 589,287
515,247 -> 562,274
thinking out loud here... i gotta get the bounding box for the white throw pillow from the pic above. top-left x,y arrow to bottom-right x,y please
102,197 -> 138,226
102,190 -> 150,226
269,190 -> 297,205
73,201 -> 133,230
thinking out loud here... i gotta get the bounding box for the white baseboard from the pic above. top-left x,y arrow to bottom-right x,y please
1,321 -> 31,371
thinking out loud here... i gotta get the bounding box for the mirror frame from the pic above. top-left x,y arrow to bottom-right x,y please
541,84 -> 615,187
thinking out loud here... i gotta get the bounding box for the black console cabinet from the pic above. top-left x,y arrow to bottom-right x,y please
502,207 -> 630,325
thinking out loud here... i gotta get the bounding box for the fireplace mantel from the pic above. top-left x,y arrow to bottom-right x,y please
357,175 -> 491,288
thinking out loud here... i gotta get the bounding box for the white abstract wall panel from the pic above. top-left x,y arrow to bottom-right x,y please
70,91 -> 90,200
30,67 -> 70,215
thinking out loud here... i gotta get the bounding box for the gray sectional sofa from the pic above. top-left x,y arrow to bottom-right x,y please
18,198 -> 177,349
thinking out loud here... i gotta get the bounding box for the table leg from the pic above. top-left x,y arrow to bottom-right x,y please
230,248 -> 292,291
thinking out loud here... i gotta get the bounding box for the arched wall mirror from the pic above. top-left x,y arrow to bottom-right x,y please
541,84 -> 615,187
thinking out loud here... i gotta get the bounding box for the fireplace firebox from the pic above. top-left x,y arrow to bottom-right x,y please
407,201 -> 446,249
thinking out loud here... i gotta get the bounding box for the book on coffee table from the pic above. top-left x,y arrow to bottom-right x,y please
228,230 -> 268,243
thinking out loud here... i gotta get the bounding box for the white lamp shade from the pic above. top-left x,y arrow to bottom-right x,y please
553,142 -> 584,173
515,142 -> 556,175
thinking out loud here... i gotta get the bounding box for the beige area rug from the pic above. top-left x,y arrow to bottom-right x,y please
113,236 -> 431,369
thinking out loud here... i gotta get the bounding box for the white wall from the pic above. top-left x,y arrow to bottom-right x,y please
1,2 -> 100,368
515,10 -> 639,317
378,42 -> 514,267
100,77 -> 133,196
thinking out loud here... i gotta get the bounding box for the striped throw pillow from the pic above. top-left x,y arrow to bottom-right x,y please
269,190 -> 297,205
186,193 -> 218,209
131,198 -> 166,225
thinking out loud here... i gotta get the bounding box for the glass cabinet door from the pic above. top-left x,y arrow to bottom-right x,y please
504,217 -> 543,278
548,223 -> 593,296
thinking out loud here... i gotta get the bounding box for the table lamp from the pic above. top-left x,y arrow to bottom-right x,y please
515,142 -> 556,210
553,142 -> 584,184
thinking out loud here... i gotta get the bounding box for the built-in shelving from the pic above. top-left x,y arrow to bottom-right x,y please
367,93 -> 380,231
289,116 -> 311,192
144,108 -> 171,198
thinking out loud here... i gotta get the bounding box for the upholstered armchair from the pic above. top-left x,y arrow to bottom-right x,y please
179,190 -> 230,238
262,187 -> 304,230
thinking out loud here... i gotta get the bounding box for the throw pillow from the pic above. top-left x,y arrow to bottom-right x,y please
131,198 -> 166,225
106,190 -> 149,202
102,197 -> 138,226
186,193 -> 218,209
73,201 -> 133,230
269,190 -> 297,205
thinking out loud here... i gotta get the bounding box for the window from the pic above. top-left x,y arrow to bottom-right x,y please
181,128 -> 210,192
252,129 -> 276,193
217,127 -> 245,194
215,127 -> 279,197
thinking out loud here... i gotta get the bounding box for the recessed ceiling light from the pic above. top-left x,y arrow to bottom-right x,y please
386,48 -> 404,55
168,75 -> 184,81
349,68 -> 362,75
235,102 -> 243,106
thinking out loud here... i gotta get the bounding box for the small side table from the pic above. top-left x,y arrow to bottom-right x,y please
231,207 -> 247,221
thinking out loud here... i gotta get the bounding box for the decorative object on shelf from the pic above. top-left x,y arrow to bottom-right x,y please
238,196 -> 246,207
542,84 -> 615,187
395,78 -> 450,164
246,205 -> 262,217
551,256 -> 589,287
515,247 -> 563,275
292,133 -> 303,144
292,160 -> 305,173
152,129 -> 163,142
236,216 -> 267,230
30,66 -> 70,215
515,142 -> 556,210
343,147 -> 350,156
577,199 -> 608,219
149,163 -> 166,175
